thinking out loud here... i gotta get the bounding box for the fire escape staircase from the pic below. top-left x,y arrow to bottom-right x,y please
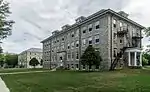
109,27 -> 131,71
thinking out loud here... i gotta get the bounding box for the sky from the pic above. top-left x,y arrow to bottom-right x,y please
2,0 -> 150,54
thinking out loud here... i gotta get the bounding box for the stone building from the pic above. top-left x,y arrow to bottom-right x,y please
18,48 -> 43,68
41,9 -> 144,70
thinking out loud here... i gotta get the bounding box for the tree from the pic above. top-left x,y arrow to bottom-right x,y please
80,45 -> 102,70
0,0 -> 14,40
29,58 -> 39,68
0,54 -> 4,67
144,27 -> 150,37
40,59 -> 43,66
5,54 -> 18,68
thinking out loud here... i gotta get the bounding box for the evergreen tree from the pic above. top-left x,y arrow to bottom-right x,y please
29,58 -> 39,68
80,45 -> 102,70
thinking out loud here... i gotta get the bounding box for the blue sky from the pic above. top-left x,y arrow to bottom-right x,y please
2,0 -> 150,53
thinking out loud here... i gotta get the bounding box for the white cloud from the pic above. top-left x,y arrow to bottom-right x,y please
2,0 -> 149,53
122,0 -> 150,48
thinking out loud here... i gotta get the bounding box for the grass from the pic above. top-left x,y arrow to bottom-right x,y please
0,68 -> 49,73
1,69 -> 150,92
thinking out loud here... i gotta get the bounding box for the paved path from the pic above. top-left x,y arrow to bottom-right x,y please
0,70 -> 51,75
0,77 -> 10,92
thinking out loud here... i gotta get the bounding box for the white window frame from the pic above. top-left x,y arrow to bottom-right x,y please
76,29 -> 79,37
82,39 -> 86,45
88,37 -> 92,45
95,35 -> 100,44
76,41 -> 79,48
82,27 -> 87,34
95,21 -> 100,29
88,24 -> 93,32
71,42 -> 74,49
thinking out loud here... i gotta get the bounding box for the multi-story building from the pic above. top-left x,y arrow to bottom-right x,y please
41,9 -> 144,70
18,48 -> 43,68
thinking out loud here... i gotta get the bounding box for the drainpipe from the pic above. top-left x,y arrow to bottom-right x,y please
78,24 -> 82,70
110,14 -> 113,69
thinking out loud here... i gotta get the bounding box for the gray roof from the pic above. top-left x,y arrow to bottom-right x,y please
41,9 -> 145,43
20,48 -> 42,54
26,48 -> 42,52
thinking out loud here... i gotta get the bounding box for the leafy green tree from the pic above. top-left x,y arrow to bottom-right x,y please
142,56 -> 148,66
40,59 -> 43,66
5,54 -> 18,68
29,58 -> 39,68
0,0 -> 14,40
142,53 -> 150,65
80,45 -> 102,70
0,54 -> 4,67
144,27 -> 150,37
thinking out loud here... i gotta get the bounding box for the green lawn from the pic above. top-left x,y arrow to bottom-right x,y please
0,68 -> 48,73
1,69 -> 150,92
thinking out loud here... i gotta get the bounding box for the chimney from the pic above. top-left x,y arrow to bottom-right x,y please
62,24 -> 70,30
52,30 -> 59,35
75,16 -> 86,23
118,11 -> 129,18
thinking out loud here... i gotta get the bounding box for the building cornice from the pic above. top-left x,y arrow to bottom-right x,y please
41,9 -> 145,43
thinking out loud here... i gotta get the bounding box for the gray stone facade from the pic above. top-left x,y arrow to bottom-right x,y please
18,48 -> 43,68
41,9 -> 144,70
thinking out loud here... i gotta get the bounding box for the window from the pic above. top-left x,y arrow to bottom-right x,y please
62,38 -> 64,41
76,29 -> 79,37
67,44 -> 70,49
71,32 -> 74,37
120,22 -> 123,30
113,33 -> 117,39
113,19 -> 116,28
30,52 -> 31,55
71,42 -> 74,49
120,39 -> 122,43
89,37 -> 92,45
95,21 -> 100,29
72,52 -> 74,59
95,35 -> 99,44
88,24 -> 92,32
113,50 -> 117,57
83,30 -> 86,33
57,39 -> 59,42
82,39 -> 86,45
76,64 -> 79,68
61,45 -> 65,49
67,53 -> 71,60
76,51 -> 79,59
76,41 -> 79,47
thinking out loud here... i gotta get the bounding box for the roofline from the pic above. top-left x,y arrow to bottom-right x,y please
41,9 -> 145,43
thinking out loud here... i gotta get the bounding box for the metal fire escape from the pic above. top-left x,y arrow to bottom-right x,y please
110,26 -> 131,70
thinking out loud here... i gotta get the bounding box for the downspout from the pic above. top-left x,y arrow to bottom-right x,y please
78,24 -> 82,70
110,14 -> 113,69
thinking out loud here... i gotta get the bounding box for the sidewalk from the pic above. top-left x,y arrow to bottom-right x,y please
0,71 -> 51,75
0,77 -> 10,92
